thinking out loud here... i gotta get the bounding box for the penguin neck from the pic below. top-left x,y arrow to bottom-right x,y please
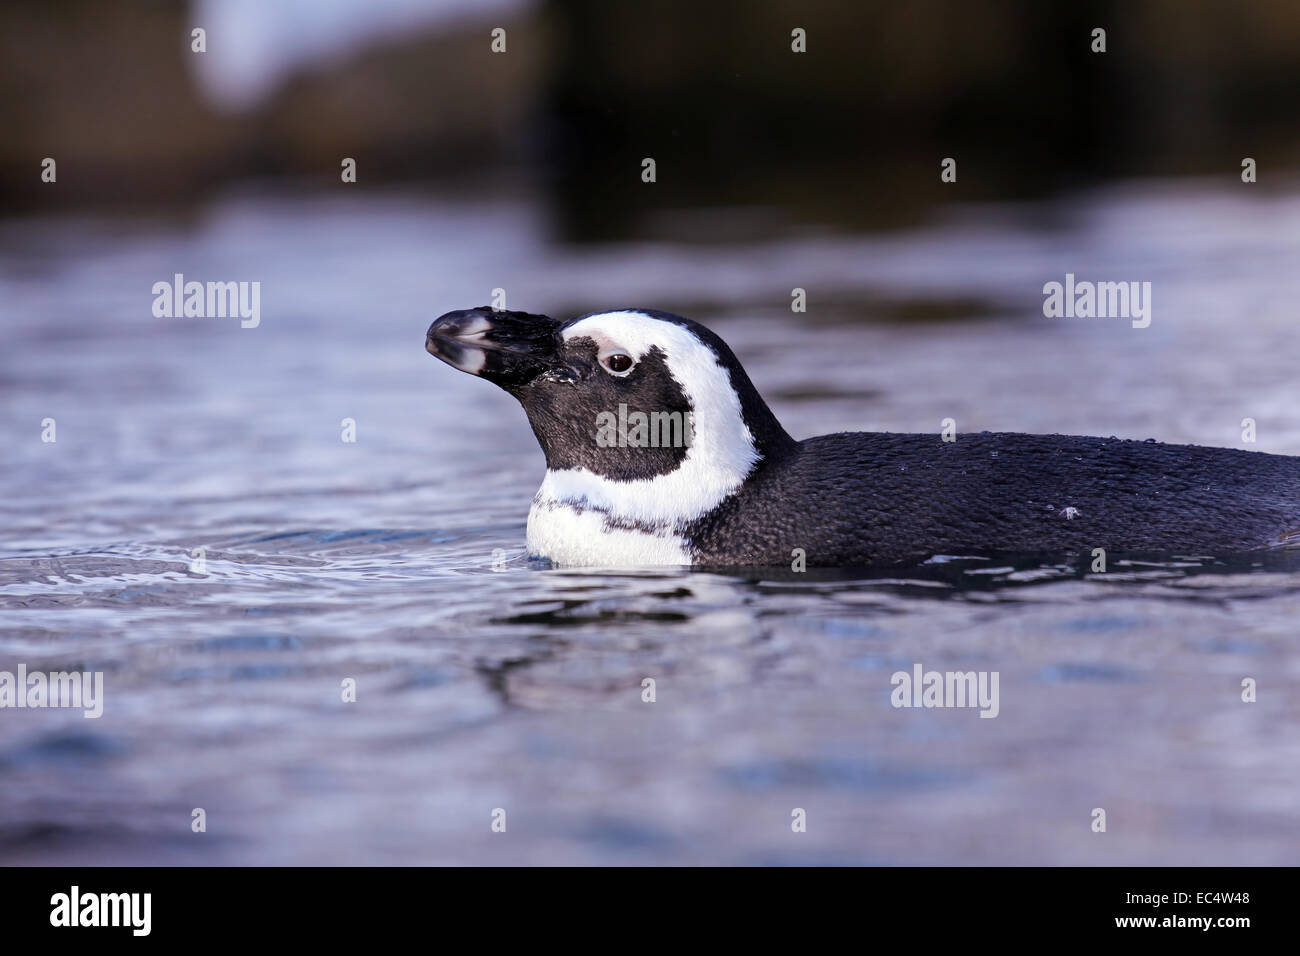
529,383 -> 795,531
724,365 -> 799,467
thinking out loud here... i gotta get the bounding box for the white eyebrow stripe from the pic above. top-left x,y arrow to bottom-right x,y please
562,313 -> 666,361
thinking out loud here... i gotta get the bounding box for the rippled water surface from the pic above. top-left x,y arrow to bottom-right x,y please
2,182 -> 1299,864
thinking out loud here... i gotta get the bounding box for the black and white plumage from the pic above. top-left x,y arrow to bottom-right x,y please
425,307 -> 1300,567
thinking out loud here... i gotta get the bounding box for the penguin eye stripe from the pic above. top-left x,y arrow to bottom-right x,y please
601,352 -> 635,374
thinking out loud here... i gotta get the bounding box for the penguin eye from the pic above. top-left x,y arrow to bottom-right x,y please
601,351 -> 635,375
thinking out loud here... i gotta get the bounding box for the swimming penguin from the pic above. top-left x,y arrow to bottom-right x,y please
425,307 -> 1300,567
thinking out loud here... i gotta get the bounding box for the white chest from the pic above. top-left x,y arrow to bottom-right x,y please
526,499 -> 692,567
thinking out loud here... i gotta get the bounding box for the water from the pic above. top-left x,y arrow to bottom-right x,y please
2,179 -> 1299,864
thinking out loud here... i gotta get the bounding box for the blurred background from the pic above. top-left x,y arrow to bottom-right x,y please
2,1 -> 1300,866
4,0 -> 1300,231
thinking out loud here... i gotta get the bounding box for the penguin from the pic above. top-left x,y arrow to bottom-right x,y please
425,307 -> 1300,568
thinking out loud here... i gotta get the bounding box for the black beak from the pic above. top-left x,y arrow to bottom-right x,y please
425,307 -> 572,390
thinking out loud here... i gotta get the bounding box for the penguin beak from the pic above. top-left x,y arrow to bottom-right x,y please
426,307 -> 571,390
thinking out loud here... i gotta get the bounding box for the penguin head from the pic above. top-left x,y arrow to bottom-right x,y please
426,307 -> 795,519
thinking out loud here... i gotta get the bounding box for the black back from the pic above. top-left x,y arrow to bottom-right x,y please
686,431 -> 1300,566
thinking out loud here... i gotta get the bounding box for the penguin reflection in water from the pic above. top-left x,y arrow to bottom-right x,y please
425,308 -> 1300,568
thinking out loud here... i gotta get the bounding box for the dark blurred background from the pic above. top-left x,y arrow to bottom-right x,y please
3,0 -> 1299,237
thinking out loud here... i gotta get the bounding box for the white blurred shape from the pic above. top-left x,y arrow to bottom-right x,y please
190,0 -> 529,111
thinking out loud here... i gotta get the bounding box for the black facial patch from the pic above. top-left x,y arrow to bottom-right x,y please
515,338 -> 694,481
